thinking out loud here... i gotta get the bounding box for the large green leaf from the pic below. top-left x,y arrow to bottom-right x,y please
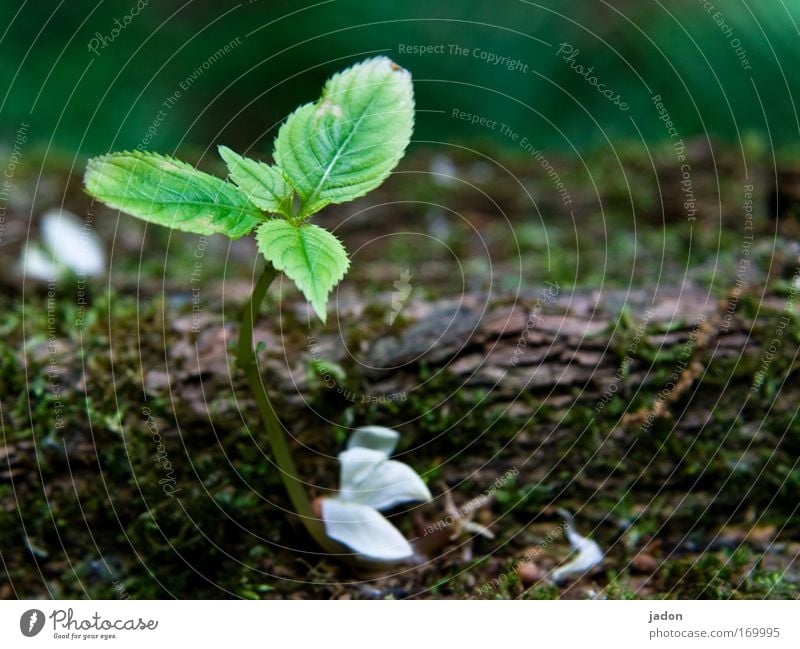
256,220 -> 349,322
274,56 -> 414,217
218,145 -> 294,216
84,151 -> 263,239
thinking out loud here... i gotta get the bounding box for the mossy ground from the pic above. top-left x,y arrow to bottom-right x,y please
1,144 -> 799,599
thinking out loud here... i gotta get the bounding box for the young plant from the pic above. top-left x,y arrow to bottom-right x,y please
83,57 -> 415,555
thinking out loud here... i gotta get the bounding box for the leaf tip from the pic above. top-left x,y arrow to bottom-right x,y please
217,144 -> 236,162
313,300 -> 328,324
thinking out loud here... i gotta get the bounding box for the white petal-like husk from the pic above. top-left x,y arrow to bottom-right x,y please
339,447 -> 432,510
461,520 -> 496,540
41,209 -> 105,277
20,244 -> 59,281
339,447 -> 386,490
346,425 -> 399,456
320,498 -> 414,562
551,522 -> 604,584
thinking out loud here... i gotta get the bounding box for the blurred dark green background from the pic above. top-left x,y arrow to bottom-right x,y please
2,0 -> 798,159
4,1 -> 800,603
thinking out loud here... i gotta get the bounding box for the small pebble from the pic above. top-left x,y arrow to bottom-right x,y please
517,560 -> 545,586
631,553 -> 661,574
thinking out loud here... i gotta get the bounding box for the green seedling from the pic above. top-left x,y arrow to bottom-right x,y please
84,56 -> 414,553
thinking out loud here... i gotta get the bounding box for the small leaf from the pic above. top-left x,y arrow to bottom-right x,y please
310,359 -> 347,383
274,56 -> 414,217
256,220 -> 349,322
218,145 -> 293,216
84,151 -> 263,239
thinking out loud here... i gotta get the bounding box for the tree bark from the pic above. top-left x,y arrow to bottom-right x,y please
255,284 -> 793,420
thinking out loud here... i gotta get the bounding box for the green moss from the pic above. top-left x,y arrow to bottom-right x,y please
522,583 -> 561,599
658,550 -> 798,600
3,145 -> 799,599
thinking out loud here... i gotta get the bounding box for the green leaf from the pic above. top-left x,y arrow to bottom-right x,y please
274,56 -> 414,217
256,220 -> 349,322
218,145 -> 294,216
84,151 -> 263,239
309,359 -> 347,384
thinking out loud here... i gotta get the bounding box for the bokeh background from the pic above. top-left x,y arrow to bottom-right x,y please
2,0 -> 799,156
2,1 -> 800,600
